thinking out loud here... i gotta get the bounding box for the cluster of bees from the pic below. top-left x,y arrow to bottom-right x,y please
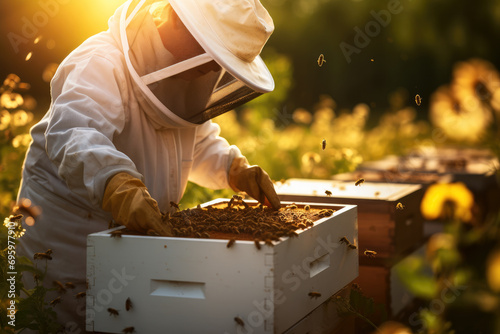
154,196 -> 335,248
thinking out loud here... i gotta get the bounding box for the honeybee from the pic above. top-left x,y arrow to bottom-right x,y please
65,282 -> 76,289
234,316 -> 245,327
355,178 -> 365,186
352,283 -> 360,290
317,54 -> 326,67
147,229 -> 160,236
264,239 -> 274,247
110,230 -> 123,238
170,201 -> 180,210
286,204 -> 298,210
322,138 -> 326,150
308,291 -> 322,298
201,232 -> 210,238
415,94 -> 422,106
325,190 -> 332,196
34,251 -> 52,260
364,249 -> 377,257
126,297 -> 133,311
75,292 -> 86,299
288,231 -> 299,238
304,205 -> 310,211
108,308 -> 119,317
53,280 -> 66,293
227,239 -> 236,248
396,202 -> 405,210
348,243 -> 358,250
122,327 -> 135,334
50,296 -> 61,306
339,236 -> 351,245
254,239 -> 261,250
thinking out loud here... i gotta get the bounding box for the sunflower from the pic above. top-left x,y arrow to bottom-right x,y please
430,85 -> 492,143
420,182 -> 474,222
451,58 -> 500,111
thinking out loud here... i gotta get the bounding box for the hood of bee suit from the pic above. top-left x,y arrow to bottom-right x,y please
107,0 -> 275,129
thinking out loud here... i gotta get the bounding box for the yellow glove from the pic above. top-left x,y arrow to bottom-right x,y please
228,157 -> 281,210
102,172 -> 173,236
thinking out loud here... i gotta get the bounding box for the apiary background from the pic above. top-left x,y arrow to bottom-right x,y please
86,200 -> 358,334
275,178 -> 425,265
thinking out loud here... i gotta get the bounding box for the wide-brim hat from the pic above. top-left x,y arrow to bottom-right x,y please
169,0 -> 275,93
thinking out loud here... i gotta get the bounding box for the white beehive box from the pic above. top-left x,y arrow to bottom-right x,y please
86,200 -> 358,334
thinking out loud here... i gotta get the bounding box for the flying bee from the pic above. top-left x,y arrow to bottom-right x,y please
348,243 -> 358,250
396,202 -> 405,210
75,292 -> 86,299
322,138 -> 326,150
355,178 -> 365,186
325,190 -> 332,196
227,239 -> 236,248
108,308 -> 119,317
415,94 -> 422,106
254,239 -> 261,250
234,316 -> 245,327
170,201 -> 180,211
339,236 -> 351,245
308,291 -> 322,298
122,327 -> 135,334
110,230 -> 123,238
53,280 -> 66,293
364,249 -> 377,257
317,54 -> 326,67
50,296 -> 61,306
126,297 -> 133,311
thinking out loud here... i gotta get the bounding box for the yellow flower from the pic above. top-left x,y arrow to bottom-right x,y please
430,85 -> 491,143
0,92 -> 24,109
12,110 -> 30,127
451,58 -> 500,107
487,249 -> 500,293
420,182 -> 474,222
0,109 -> 11,130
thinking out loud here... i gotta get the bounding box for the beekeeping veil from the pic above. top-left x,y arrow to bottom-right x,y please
119,0 -> 275,126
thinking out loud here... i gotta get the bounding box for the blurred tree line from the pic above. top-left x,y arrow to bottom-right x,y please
1,0 -> 500,121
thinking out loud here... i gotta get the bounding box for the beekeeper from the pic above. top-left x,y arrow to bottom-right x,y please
16,0 -> 280,331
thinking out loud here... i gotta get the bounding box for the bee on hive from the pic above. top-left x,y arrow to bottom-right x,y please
254,239 -> 261,250
227,239 -> 236,248
126,297 -> 133,311
170,201 -> 180,211
50,297 -> 61,306
396,202 -> 405,210
339,236 -> 351,245
364,249 -> 377,257
308,291 -> 322,298
317,54 -> 326,67
325,190 -> 332,196
348,243 -> 357,250
355,178 -> 365,186
75,291 -> 86,299
110,230 -> 123,238
108,308 -> 119,317
234,316 -> 245,327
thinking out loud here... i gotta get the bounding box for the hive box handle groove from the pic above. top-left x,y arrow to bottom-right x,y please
309,254 -> 331,278
150,279 -> 206,299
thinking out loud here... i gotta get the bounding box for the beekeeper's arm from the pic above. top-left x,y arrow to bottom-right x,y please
46,55 -> 171,235
189,121 -> 280,210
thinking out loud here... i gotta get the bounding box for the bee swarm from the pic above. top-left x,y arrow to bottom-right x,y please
132,201 -> 334,242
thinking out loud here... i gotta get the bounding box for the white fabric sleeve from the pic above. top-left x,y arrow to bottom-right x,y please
45,55 -> 142,207
188,120 -> 243,190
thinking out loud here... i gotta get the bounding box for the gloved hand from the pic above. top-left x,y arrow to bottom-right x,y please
228,156 -> 281,210
102,172 -> 173,236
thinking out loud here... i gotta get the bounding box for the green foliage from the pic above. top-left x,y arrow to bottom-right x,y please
1,215 -> 62,333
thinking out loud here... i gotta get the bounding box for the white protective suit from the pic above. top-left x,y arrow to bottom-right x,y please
16,2 -> 255,332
